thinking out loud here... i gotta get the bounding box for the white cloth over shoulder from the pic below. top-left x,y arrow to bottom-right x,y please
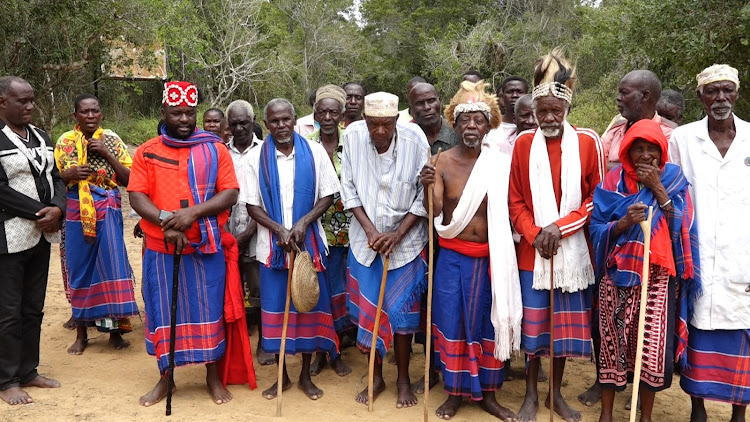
528,121 -> 594,293
433,139 -> 522,360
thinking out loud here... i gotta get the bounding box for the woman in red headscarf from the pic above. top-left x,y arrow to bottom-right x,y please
590,119 -> 701,422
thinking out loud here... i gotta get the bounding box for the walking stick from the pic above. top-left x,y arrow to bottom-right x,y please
424,148 -> 441,422
630,206 -> 654,422
166,251 -> 182,416
548,256 -> 554,422
276,249 -> 296,417
368,255 -> 390,412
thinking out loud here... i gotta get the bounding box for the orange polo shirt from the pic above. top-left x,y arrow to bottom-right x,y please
128,136 -> 238,252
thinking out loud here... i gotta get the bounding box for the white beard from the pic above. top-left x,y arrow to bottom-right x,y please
709,104 -> 733,120
276,136 -> 292,144
540,125 -> 563,138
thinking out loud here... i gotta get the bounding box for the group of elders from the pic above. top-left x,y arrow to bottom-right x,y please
0,48 -> 747,422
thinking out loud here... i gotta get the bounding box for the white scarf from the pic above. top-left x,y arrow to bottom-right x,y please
434,140 -> 522,360
528,121 -> 594,292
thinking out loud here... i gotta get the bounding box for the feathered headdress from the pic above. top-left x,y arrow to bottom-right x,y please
531,48 -> 577,104
444,80 -> 502,129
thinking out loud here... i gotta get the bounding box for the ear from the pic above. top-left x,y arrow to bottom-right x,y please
160,107 -> 166,120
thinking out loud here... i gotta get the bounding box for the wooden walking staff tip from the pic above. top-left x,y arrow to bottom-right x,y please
424,147 -> 441,422
166,251 -> 181,416
630,206 -> 654,422
276,249 -> 296,417
368,255 -> 390,412
548,256 -> 554,422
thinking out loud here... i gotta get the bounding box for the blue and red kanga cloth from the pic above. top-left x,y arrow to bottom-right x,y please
257,133 -> 338,356
66,186 -> 138,327
347,249 -> 427,360
432,237 -> 504,400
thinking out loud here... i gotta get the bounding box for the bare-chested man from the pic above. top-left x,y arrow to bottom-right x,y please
420,81 -> 521,421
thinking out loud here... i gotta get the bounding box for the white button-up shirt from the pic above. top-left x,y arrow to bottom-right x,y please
341,121 -> 429,270
239,138 -> 340,266
669,114 -> 750,329
228,136 -> 261,258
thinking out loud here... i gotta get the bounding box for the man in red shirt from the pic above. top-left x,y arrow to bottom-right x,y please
510,51 -> 605,422
128,81 -> 239,407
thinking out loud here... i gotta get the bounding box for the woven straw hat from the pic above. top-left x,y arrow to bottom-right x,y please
291,250 -> 320,313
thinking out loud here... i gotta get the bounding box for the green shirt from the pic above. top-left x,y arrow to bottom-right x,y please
305,129 -> 351,247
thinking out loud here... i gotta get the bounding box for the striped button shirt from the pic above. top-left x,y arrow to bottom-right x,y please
341,121 -> 429,270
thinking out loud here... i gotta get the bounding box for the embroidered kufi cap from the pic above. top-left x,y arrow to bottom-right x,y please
315,84 -> 347,108
364,92 -> 399,117
696,64 -> 740,90
163,81 -> 199,107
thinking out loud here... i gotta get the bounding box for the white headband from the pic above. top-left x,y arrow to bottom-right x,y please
453,102 -> 491,120
532,82 -> 573,103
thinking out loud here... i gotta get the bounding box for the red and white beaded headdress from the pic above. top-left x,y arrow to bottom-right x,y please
162,81 -> 199,107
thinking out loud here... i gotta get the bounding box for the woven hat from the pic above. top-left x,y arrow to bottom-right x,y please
291,250 -> 320,313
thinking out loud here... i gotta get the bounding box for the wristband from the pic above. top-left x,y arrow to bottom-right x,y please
659,199 -> 672,209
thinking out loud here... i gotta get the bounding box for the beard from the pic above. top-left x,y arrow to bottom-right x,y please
276,136 -> 293,144
709,103 -> 733,120
461,133 -> 482,148
539,124 -> 563,138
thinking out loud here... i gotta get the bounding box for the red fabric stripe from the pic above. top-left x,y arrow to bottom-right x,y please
438,236 -> 489,258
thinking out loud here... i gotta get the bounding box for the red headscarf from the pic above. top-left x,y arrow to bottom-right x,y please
617,118 -> 675,275
619,119 -> 669,195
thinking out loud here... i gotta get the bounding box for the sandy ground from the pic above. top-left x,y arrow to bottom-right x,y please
2,171 -> 732,422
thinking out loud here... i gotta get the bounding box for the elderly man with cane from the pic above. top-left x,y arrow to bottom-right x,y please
341,92 -> 430,409
128,81 -> 238,407
509,50 -> 605,422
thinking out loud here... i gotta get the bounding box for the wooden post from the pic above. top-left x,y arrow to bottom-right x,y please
630,207 -> 654,422
424,148 -> 441,421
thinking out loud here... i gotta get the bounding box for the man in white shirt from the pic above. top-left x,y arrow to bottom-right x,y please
487,76 -> 528,155
293,90 -> 318,137
670,64 -> 750,422
243,98 -> 340,401
225,99 -> 272,366
341,92 -> 429,409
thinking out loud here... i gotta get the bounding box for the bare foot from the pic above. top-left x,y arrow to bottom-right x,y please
396,381 -> 418,408
355,377 -> 385,405
479,392 -> 515,421
310,352 -> 327,376
436,395 -> 462,419
257,344 -> 276,366
298,377 -> 323,400
262,377 -> 292,400
67,325 -> 88,355
546,393 -> 582,422
516,394 -> 539,422
0,387 -> 33,405
21,375 -> 60,389
139,377 -> 174,407
109,332 -> 130,350
206,368 -> 232,404
67,339 -> 88,355
329,356 -> 352,377
578,381 -> 601,406
63,315 -> 76,330
411,370 -> 439,394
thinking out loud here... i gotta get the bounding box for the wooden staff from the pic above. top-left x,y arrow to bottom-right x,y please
166,251 -> 181,416
424,148 -> 442,422
368,255 -> 390,412
548,256 -> 554,422
630,206 -> 654,422
276,249 -> 296,417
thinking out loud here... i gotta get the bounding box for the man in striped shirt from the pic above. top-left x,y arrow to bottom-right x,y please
341,91 -> 429,409
509,51 -> 604,422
